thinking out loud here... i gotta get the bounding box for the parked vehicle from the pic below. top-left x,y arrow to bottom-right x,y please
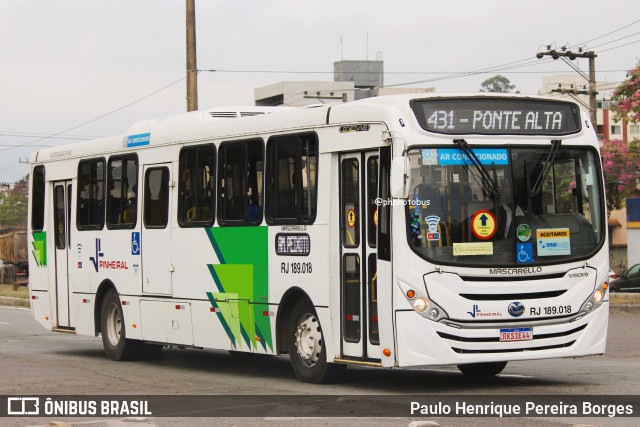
0,227 -> 28,283
609,264 -> 640,292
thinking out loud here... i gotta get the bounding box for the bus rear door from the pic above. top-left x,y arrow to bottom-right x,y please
141,164 -> 173,295
52,180 -> 73,328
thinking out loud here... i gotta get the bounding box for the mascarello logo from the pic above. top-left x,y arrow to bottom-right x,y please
508,302 -> 525,317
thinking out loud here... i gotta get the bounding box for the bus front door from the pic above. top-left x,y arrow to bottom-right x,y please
52,181 -> 73,328
339,151 -> 380,360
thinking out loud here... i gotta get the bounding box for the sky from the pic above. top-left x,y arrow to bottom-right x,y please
1,0 -> 639,183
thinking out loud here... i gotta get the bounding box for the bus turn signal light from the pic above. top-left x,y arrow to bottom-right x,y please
383,348 -> 391,357
406,290 -> 416,299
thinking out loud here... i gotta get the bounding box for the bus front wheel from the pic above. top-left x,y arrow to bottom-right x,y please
100,289 -> 144,361
457,361 -> 507,377
288,300 -> 344,383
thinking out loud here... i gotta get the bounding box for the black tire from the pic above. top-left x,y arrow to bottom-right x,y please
100,289 -> 144,361
288,300 -> 344,383
457,361 -> 507,377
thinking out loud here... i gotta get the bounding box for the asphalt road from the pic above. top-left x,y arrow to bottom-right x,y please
1,305 -> 639,427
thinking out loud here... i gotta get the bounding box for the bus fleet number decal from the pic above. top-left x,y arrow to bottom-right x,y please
281,262 -> 313,274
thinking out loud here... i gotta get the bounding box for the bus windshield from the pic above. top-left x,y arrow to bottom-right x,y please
406,145 -> 604,267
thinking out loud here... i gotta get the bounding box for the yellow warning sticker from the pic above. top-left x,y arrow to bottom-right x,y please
347,208 -> 356,228
471,210 -> 497,240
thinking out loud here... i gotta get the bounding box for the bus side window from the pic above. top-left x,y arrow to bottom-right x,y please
144,167 -> 169,228
77,158 -> 105,230
107,155 -> 138,229
31,165 -> 46,231
218,138 -> 264,225
178,144 -> 215,227
265,133 -> 318,225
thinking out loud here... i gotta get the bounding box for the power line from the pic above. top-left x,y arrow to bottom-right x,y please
599,38 -> 640,53
0,132 -> 98,140
0,76 -> 186,154
589,30 -> 640,50
574,18 -> 640,47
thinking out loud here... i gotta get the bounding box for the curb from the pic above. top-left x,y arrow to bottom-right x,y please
0,296 -> 30,308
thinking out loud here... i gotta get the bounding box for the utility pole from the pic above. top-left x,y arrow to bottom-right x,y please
536,47 -> 597,127
186,0 -> 198,112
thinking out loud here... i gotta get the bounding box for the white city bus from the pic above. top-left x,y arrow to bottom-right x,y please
28,94 -> 609,383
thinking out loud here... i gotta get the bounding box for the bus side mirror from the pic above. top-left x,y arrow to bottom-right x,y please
390,156 -> 409,199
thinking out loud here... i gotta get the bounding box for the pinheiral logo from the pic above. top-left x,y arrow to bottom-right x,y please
508,301 -> 525,317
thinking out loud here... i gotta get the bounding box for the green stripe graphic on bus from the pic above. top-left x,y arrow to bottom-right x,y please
32,232 -> 47,267
205,227 -> 272,352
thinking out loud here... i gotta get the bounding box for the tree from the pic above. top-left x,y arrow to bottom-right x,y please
610,62 -> 640,124
600,139 -> 640,214
479,75 -> 520,93
0,175 -> 28,228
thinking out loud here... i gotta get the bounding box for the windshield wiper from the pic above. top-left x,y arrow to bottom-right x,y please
529,139 -> 561,197
453,139 -> 501,199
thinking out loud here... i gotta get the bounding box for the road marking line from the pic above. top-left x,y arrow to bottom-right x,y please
0,306 -> 30,311
0,321 -> 10,325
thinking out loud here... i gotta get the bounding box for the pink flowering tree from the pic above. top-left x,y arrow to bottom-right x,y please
610,62 -> 640,124
600,138 -> 640,213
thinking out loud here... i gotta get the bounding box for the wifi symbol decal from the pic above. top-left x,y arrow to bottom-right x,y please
425,216 -> 441,241
425,216 -> 440,232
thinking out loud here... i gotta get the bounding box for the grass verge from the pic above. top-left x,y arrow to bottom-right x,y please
0,283 -> 29,299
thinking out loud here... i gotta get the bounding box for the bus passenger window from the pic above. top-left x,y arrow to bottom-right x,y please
107,155 -> 138,229
144,167 -> 169,228
31,165 -> 46,231
265,133 -> 318,225
178,145 -> 215,227
218,139 -> 264,225
77,158 -> 105,230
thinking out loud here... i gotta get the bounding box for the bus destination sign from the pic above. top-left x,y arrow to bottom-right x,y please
412,98 -> 581,136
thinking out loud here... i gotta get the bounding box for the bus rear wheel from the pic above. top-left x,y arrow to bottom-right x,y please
457,361 -> 507,377
100,289 -> 144,361
288,300 -> 344,383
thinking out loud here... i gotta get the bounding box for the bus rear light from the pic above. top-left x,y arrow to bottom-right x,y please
345,314 -> 360,321
175,304 -> 185,310
413,297 -> 429,313
82,298 -> 90,304
210,307 -> 218,313
121,301 -> 128,306
31,295 -> 37,300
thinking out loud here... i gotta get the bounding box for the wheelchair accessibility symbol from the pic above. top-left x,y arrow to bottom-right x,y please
516,243 -> 533,264
131,232 -> 141,255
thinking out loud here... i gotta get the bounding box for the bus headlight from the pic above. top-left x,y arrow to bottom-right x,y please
413,297 -> 429,313
593,290 -> 604,304
579,283 -> 607,314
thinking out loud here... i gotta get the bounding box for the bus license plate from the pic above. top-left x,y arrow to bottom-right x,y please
499,327 -> 533,342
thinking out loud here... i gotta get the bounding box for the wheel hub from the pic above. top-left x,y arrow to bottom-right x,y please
295,314 -> 322,367
106,303 -> 122,346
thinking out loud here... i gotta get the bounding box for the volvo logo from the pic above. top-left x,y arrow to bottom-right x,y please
508,302 -> 525,317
